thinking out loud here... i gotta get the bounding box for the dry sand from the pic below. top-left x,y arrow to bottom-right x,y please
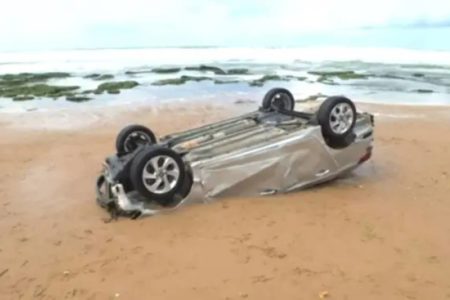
0,102 -> 450,299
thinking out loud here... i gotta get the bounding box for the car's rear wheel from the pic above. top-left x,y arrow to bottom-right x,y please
116,124 -> 156,154
318,96 -> 356,144
130,146 -> 186,206
262,88 -> 295,111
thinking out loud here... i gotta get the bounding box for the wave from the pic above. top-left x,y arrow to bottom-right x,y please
1,47 -> 450,74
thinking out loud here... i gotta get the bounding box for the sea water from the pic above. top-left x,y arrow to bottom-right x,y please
1,46 -> 450,113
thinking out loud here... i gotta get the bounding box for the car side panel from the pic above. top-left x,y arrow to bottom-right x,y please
183,127 -> 339,200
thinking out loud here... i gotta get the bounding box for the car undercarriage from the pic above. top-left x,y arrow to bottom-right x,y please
96,88 -> 374,219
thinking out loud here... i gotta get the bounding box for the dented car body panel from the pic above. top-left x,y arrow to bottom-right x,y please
181,112 -> 373,204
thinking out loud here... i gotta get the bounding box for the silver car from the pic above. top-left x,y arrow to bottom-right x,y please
96,88 -> 374,219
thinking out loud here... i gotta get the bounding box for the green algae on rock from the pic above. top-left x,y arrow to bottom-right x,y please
0,72 -> 71,86
185,65 -> 226,75
248,74 -> 307,86
95,81 -> 138,93
308,70 -> 368,80
125,68 -> 181,75
107,90 -> 120,94
412,73 -> 425,77
151,67 -> 181,74
152,76 -> 212,86
316,76 -> 336,85
125,70 -> 152,75
226,68 -> 250,75
84,74 -> 114,80
152,78 -> 185,86
66,95 -> 92,102
249,75 -> 287,87
286,75 -> 307,81
0,73 -> 140,101
12,96 -> 35,101
414,89 -> 434,93
0,72 -> 80,100
214,79 -> 240,84
0,84 -> 80,98
84,73 -> 101,79
81,90 -> 95,94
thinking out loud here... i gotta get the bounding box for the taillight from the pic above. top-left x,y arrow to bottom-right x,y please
358,146 -> 373,164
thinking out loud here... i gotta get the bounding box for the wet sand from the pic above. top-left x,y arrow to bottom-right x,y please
0,102 -> 450,299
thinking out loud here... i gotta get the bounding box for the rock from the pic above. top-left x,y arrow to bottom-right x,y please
214,79 -> 240,84
152,78 -> 186,86
152,76 -> 212,86
107,90 -> 120,94
84,73 -> 101,79
84,74 -> 114,80
414,89 -> 434,94
95,81 -> 139,94
0,84 -> 80,99
249,75 -> 286,87
151,67 -> 181,74
226,68 -> 249,75
66,95 -> 92,102
308,70 -> 367,80
125,70 -> 152,75
95,74 -> 114,81
412,73 -> 425,77
13,96 -> 35,101
185,65 -> 226,75
0,72 -> 71,86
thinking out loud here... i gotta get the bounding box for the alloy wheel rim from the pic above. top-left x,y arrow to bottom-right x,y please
329,103 -> 354,134
142,155 -> 180,194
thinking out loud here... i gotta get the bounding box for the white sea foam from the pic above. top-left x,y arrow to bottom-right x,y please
1,47 -> 450,74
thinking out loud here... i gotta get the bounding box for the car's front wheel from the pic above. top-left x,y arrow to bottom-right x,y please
130,146 -> 186,206
317,96 -> 356,146
116,124 -> 156,154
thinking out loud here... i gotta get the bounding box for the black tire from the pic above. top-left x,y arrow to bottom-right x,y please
116,125 -> 156,154
130,146 -> 186,206
317,96 -> 356,141
262,88 -> 295,111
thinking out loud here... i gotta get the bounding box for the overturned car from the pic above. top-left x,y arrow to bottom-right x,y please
96,88 -> 374,218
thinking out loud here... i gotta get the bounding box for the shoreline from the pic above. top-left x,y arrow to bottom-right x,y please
1,97 -> 449,131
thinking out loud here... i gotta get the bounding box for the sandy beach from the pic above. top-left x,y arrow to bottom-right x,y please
1,101 -> 450,299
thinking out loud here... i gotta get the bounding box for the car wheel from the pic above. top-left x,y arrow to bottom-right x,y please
130,146 -> 186,206
116,124 -> 156,154
262,88 -> 295,111
318,96 -> 356,141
